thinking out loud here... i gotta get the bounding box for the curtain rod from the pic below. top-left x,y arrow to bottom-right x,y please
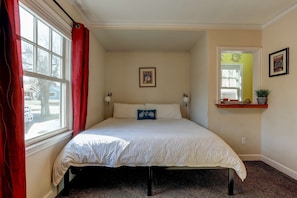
53,0 -> 80,28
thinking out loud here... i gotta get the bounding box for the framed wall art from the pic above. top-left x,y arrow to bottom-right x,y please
139,67 -> 156,87
269,48 -> 289,77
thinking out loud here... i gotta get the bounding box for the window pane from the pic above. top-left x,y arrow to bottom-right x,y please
221,88 -> 239,100
52,31 -> 63,55
21,41 -> 34,72
37,20 -> 50,49
37,48 -> 50,75
20,7 -> 34,42
24,76 -> 64,140
52,55 -> 62,78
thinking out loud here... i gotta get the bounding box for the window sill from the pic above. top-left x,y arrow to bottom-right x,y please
26,131 -> 72,157
215,103 -> 268,108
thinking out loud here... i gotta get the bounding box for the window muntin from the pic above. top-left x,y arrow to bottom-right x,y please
20,5 -> 70,142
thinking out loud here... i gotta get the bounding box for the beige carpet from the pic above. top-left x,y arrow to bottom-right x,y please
57,161 -> 297,198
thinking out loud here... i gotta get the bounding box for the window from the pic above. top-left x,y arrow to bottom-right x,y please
218,47 -> 261,103
221,64 -> 243,100
20,5 -> 71,142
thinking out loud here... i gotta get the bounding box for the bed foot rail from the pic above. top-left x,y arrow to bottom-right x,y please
147,167 -> 153,196
228,168 -> 234,195
61,168 -> 70,196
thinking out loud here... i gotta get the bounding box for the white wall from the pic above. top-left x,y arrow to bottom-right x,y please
189,32 -> 208,127
262,8 -> 297,179
105,51 -> 190,117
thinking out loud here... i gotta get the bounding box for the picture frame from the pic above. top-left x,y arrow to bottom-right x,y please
139,67 -> 156,87
269,48 -> 289,77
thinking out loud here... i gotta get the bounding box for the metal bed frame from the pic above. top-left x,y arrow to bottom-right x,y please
61,166 -> 234,196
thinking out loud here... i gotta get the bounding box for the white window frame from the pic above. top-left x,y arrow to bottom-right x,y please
20,1 -> 73,151
216,47 -> 262,104
220,64 -> 243,100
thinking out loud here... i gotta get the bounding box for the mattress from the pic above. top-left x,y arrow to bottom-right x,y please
52,118 -> 247,186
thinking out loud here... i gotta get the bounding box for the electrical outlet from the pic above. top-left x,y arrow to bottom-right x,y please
241,137 -> 247,145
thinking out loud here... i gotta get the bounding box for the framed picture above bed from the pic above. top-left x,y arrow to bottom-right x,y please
139,67 -> 156,87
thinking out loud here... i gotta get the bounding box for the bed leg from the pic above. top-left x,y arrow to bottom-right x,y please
62,169 -> 70,196
228,168 -> 234,195
147,167 -> 152,196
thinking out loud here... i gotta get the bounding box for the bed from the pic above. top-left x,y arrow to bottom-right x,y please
52,103 -> 247,196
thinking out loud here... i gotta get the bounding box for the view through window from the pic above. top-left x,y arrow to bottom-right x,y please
219,50 -> 254,102
221,64 -> 243,100
20,5 -> 70,141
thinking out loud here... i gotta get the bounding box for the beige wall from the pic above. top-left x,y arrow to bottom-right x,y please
25,1 -> 106,198
26,137 -> 70,198
189,32 -> 209,127
24,2 -> 297,197
262,8 -> 297,177
86,32 -> 106,128
207,30 -> 263,155
105,51 -> 190,117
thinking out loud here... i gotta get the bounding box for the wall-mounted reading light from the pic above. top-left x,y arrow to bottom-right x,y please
183,93 -> 189,107
105,92 -> 112,104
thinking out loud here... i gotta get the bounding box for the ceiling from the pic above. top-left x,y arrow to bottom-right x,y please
68,0 -> 297,51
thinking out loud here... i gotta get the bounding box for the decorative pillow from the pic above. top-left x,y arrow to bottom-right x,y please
145,104 -> 182,119
137,109 -> 156,120
113,103 -> 145,119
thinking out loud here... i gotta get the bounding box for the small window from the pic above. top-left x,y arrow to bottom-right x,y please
20,5 -> 71,142
221,64 -> 243,100
218,48 -> 260,103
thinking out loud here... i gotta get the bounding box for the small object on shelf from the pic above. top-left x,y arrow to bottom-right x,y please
244,99 -> 251,104
255,89 -> 270,104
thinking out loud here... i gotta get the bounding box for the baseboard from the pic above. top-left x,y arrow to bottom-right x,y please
43,188 -> 56,198
43,173 -> 76,198
262,155 -> 297,181
239,154 -> 297,181
238,154 -> 262,161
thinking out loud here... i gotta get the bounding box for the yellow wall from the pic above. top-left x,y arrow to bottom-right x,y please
221,53 -> 253,100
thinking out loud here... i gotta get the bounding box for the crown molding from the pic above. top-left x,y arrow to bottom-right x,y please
88,22 -> 262,31
262,2 -> 297,29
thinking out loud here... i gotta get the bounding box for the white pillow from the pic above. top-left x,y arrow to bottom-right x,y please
113,103 -> 145,119
145,104 -> 182,119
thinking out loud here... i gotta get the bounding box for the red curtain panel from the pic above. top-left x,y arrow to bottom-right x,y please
0,0 -> 26,197
72,23 -> 89,136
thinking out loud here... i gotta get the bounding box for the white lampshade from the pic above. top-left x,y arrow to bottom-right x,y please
183,96 -> 189,103
105,96 -> 111,103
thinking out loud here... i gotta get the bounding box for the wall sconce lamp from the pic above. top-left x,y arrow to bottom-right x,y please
183,93 -> 189,107
105,92 -> 112,104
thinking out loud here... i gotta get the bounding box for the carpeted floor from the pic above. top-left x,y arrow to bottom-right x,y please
57,161 -> 297,198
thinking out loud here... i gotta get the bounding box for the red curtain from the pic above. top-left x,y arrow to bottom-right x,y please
0,0 -> 26,197
72,23 -> 89,136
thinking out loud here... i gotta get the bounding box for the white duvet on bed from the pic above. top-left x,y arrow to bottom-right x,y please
52,118 -> 247,186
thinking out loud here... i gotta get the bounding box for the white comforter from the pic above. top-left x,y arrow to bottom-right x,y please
52,118 -> 247,186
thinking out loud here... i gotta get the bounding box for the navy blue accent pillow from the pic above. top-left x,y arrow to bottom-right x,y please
137,109 -> 156,120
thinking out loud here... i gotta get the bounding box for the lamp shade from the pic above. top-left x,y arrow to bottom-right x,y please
105,96 -> 111,102
183,96 -> 189,103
